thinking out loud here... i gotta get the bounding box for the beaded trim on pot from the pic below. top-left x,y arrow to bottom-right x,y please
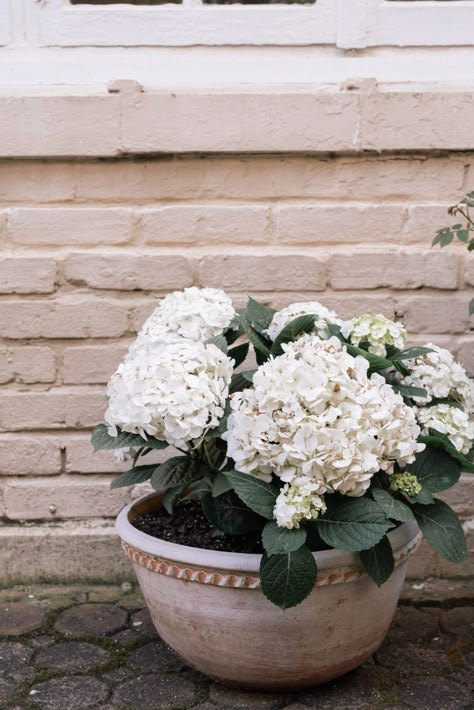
121,532 -> 422,589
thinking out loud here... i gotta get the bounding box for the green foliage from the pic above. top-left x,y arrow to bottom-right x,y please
206,334 -> 228,354
413,499 -> 467,563
228,342 -> 249,368
162,484 -> 186,514
317,498 -> 393,552
260,545 -> 317,609
110,464 -> 157,490
237,310 -> 272,359
371,488 -> 414,522
211,472 -> 233,498
419,431 -> 474,473
201,490 -> 263,535
229,371 -> 256,395
246,297 -> 276,333
92,424 -> 168,451
151,456 -> 196,491
344,344 -> 393,372
261,522 -> 307,555
360,536 -> 395,587
271,315 -> 316,356
411,445 -> 462,493
224,470 -> 279,520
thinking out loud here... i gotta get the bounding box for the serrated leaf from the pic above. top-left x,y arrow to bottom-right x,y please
211,472 -> 233,498
229,372 -> 255,395
247,297 -> 276,333
110,465 -> 157,490
360,536 -> 394,587
432,230 -> 454,248
371,488 -> 414,522
469,298 -> 474,316
206,334 -> 228,354
224,469 -> 279,520
151,456 -> 195,491
416,438 -> 468,480
394,346 -> 434,361
228,342 -> 249,368
345,344 -> 393,372
162,484 -> 186,514
391,384 -> 428,400
260,546 -> 316,609
413,499 -> 467,563
271,315 -> 316,356
181,478 -> 212,502
202,438 -> 225,471
92,424 -> 168,452
261,522 -> 307,556
457,229 -> 469,243
317,498 -> 392,552
238,311 -> 272,357
201,490 -> 263,535
413,487 -> 435,505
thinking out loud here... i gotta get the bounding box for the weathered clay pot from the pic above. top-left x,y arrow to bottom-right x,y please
116,492 -> 421,691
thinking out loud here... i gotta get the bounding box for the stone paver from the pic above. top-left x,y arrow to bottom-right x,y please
29,676 -> 109,710
0,603 -> 46,636
54,603 -> 128,637
395,676 -> 472,709
112,673 -> 196,709
0,583 -> 472,710
36,641 -> 110,673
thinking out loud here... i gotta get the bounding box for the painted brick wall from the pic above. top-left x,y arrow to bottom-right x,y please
0,153 -> 473,582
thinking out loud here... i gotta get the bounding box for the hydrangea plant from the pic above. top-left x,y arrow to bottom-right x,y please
92,289 -> 474,609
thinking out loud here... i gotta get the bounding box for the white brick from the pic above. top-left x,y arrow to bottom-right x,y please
457,338 -> 474,377
64,252 -> 194,290
394,294 -> 472,334
65,435 -> 171,474
0,161 -> 76,203
330,251 -> 459,290
8,208 -> 134,246
62,344 -> 129,385
122,92 -> 359,153
0,297 -> 128,339
3,476 -> 130,520
199,254 -> 327,291
276,204 -> 405,245
362,92 -> 474,151
0,435 -> 62,475
0,389 -> 105,431
0,346 -> 56,384
0,96 -> 120,157
0,256 -> 57,293
404,203 -> 456,245
440,475 -> 474,519
464,258 -> 474,287
141,206 -> 268,245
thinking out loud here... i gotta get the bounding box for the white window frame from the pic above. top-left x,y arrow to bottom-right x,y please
0,1 -> 10,45
4,0 -> 474,49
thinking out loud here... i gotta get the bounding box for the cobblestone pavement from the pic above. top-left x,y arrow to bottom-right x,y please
0,581 -> 472,710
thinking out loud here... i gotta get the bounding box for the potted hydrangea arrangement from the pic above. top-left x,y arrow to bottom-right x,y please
92,288 -> 473,690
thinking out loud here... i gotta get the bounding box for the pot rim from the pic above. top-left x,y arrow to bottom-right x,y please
117,491 -> 421,575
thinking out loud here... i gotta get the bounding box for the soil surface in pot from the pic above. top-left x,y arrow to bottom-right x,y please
131,502 -> 263,553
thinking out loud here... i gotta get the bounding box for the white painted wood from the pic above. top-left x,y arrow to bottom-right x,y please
0,1 -> 10,47
337,0 -> 377,50
37,0 -> 337,47
372,1 -> 474,48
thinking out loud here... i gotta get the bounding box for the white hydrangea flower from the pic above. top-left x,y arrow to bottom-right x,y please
274,482 -> 327,529
133,287 -> 235,351
224,336 -> 424,498
416,404 -> 474,455
265,301 -> 343,341
401,343 -> 474,414
105,340 -> 233,449
340,313 -> 407,357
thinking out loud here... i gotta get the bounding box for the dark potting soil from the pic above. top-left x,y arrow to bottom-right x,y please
131,501 -> 263,554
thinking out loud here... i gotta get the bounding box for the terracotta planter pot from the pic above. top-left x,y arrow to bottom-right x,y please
116,492 -> 421,691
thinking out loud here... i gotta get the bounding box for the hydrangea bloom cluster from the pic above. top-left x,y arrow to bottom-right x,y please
135,287 -> 235,349
416,403 -> 474,455
105,340 -> 233,448
341,313 -> 407,357
265,301 -> 343,341
274,482 -> 327,529
401,343 -> 474,414
389,473 -> 422,498
224,336 -> 424,503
